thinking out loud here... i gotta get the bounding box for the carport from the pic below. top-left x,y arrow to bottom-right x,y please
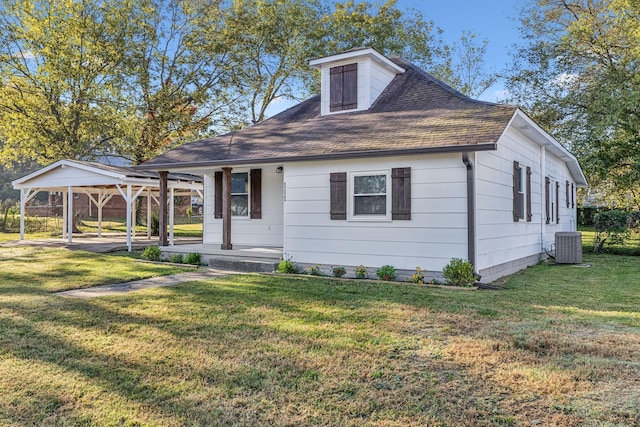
11,159 -> 202,251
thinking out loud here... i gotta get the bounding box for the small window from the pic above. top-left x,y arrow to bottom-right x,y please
231,172 -> 248,217
349,171 -> 390,220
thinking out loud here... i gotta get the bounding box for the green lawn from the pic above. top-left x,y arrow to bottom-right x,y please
1,249 -> 639,425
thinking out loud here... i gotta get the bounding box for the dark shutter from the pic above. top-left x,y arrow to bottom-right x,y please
250,169 -> 262,219
329,66 -> 343,112
330,172 -> 347,220
565,180 -> 570,208
513,161 -> 520,222
343,63 -> 358,110
556,181 -> 560,224
329,63 -> 357,112
571,183 -> 575,208
214,171 -> 222,219
526,166 -> 532,222
545,176 -> 550,224
392,167 -> 411,220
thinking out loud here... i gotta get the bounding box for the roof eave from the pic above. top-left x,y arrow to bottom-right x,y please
136,143 -> 498,171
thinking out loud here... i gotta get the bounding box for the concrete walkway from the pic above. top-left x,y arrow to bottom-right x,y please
56,268 -> 235,298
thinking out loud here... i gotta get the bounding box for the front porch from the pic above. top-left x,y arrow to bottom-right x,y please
160,244 -> 283,273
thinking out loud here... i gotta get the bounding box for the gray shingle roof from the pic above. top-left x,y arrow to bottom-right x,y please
138,59 -> 517,170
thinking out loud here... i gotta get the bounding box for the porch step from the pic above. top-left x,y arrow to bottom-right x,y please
208,256 -> 279,273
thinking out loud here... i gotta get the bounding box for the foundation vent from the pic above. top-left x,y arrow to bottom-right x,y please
555,232 -> 582,264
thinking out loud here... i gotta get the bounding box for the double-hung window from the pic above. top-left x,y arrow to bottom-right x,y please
231,172 -> 249,217
349,171 -> 390,220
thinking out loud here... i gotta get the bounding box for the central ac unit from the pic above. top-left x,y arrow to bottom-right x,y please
555,232 -> 582,264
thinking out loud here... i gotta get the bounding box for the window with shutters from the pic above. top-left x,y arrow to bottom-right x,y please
215,169 -> 262,219
331,168 -> 410,221
345,171 -> 390,221
513,161 -> 531,222
330,63 -> 358,112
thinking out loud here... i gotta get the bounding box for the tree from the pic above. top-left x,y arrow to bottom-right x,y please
223,0 -> 457,124
506,0 -> 640,208
121,0 -> 243,164
0,0 -> 135,167
448,31 -> 496,98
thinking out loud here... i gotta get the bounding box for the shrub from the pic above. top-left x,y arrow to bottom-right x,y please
184,252 -> 202,265
169,253 -> 184,264
277,259 -> 299,274
442,258 -> 476,287
306,264 -> 326,276
409,266 -> 425,284
376,265 -> 397,281
141,246 -> 162,261
332,266 -> 346,278
592,210 -> 634,253
355,265 -> 368,279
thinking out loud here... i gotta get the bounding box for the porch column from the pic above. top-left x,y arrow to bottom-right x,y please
67,186 -> 73,243
19,189 -> 26,240
62,191 -> 68,239
125,184 -> 132,252
158,171 -> 168,246
97,192 -> 103,238
147,188 -> 152,240
221,167 -> 232,250
169,187 -> 175,246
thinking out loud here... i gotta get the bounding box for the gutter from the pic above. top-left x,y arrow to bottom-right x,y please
461,152 -> 478,278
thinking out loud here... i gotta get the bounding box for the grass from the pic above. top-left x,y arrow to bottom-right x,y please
1,248 -> 639,425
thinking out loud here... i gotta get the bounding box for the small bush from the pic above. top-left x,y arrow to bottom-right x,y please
306,264 -> 326,276
355,265 -> 368,279
184,252 -> 202,265
141,246 -> 162,261
278,259 -> 299,274
409,266 -> 425,284
169,253 -> 184,264
332,266 -> 346,278
442,258 -> 476,287
376,265 -> 397,281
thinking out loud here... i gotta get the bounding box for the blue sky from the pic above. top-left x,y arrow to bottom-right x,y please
403,0 -> 524,101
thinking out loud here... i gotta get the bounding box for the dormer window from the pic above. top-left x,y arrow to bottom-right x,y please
330,63 -> 358,112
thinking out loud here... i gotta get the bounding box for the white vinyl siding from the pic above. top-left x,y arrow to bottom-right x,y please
476,126 -> 578,275
203,167 -> 283,247
283,154 -> 467,271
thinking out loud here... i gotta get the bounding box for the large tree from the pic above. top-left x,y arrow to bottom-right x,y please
506,0 -> 640,208
0,0 -> 135,167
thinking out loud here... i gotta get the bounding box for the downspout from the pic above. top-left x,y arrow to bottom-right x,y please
461,153 -> 478,278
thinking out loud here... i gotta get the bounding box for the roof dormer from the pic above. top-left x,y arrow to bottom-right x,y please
309,47 -> 405,116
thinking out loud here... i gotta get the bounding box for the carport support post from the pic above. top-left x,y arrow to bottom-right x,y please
62,191 -> 67,239
67,186 -> 73,243
147,188 -> 152,240
169,187 -> 175,246
158,171 -> 168,246
221,167 -> 232,250
125,184 -> 132,252
19,189 -> 25,240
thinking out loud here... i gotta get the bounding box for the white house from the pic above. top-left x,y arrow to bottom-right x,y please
139,47 -> 587,282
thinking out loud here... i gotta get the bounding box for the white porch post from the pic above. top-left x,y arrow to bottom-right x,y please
132,201 -> 137,238
97,192 -> 103,238
19,189 -> 26,240
169,187 -> 175,246
126,185 -> 132,252
147,188 -> 152,240
67,186 -> 73,243
62,191 -> 68,239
